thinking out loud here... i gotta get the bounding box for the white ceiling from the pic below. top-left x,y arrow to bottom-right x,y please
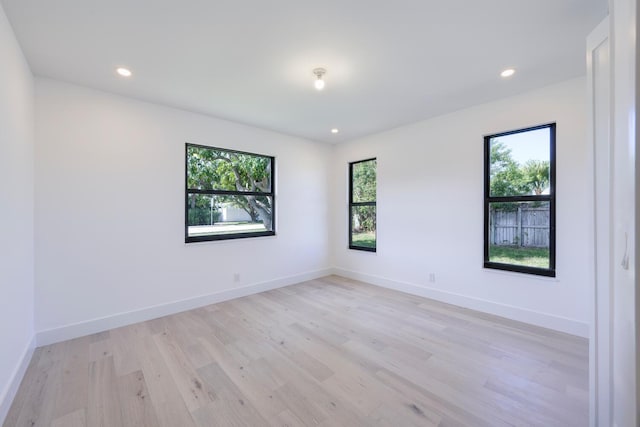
3,0 -> 607,143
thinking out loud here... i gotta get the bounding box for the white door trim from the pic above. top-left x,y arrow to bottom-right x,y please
587,16 -> 612,427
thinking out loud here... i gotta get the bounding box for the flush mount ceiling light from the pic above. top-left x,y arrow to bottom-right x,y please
116,67 -> 132,77
500,68 -> 515,78
313,68 -> 326,90
331,128 -> 339,134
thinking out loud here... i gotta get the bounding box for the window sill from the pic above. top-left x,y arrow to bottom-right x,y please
348,246 -> 377,253
483,265 -> 559,282
185,232 -> 276,245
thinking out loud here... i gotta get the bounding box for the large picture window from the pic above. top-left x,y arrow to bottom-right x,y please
484,124 -> 555,276
185,144 -> 275,243
349,158 -> 377,251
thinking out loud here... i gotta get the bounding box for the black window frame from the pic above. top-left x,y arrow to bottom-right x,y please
483,123 -> 556,277
185,143 -> 276,243
349,158 -> 377,252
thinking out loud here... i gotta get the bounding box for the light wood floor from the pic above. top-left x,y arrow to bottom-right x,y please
4,276 -> 589,427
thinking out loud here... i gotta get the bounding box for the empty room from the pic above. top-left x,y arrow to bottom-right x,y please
0,0 -> 637,426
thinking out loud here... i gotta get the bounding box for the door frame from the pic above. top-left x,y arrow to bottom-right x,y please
587,16 -> 612,427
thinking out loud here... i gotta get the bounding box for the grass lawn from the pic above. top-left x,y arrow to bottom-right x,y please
489,245 -> 549,269
352,231 -> 376,249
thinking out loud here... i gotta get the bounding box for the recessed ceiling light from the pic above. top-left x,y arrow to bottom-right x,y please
331,128 -> 339,134
500,68 -> 515,78
116,67 -> 132,77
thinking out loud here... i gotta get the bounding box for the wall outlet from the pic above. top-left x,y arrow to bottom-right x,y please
233,273 -> 240,283
428,273 -> 436,283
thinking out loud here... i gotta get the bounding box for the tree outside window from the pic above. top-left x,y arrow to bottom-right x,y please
484,124 -> 555,276
349,158 -> 377,251
185,144 -> 275,242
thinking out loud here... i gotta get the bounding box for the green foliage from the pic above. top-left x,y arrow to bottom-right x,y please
188,207 -> 221,226
353,206 -> 376,233
352,160 -> 376,202
187,147 -> 271,191
187,194 -> 221,225
489,141 -> 527,197
187,146 -> 272,227
490,141 -> 550,197
521,160 -> 550,195
352,160 -> 377,233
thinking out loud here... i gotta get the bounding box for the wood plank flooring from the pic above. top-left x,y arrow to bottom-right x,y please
4,276 -> 589,426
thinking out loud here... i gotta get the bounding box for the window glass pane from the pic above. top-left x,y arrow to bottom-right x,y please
489,127 -> 550,197
352,159 -> 376,203
488,201 -> 550,269
351,206 -> 376,249
187,146 -> 272,192
187,194 -> 273,238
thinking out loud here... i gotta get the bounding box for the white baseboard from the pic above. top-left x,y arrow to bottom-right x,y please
36,268 -> 332,346
0,334 -> 36,425
35,265 -> 588,345
332,268 -> 589,338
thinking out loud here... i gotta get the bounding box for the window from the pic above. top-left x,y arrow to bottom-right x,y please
484,124 -> 555,276
185,143 -> 275,243
349,158 -> 377,251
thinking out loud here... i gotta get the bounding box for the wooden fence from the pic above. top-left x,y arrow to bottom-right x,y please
489,205 -> 550,248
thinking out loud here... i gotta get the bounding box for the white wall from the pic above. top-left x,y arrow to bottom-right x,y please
34,79 -> 332,341
0,3 -> 35,422
331,77 -> 591,336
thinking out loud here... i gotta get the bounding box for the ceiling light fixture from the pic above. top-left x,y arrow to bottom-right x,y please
500,68 -> 515,78
116,67 -> 132,77
331,128 -> 339,134
313,68 -> 326,90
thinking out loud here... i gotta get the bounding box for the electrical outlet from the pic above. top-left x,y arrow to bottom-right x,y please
233,273 -> 240,283
429,273 -> 436,283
